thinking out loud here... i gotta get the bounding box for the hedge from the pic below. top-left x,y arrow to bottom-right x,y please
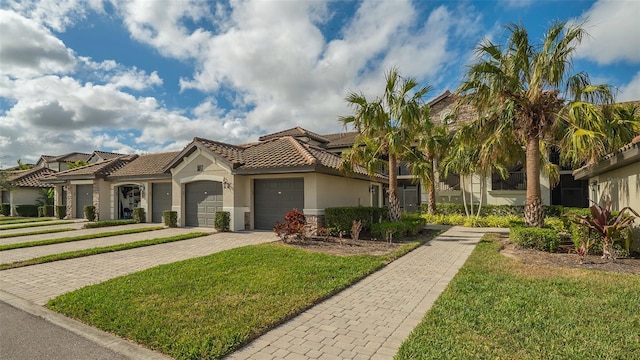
215,211 -> 230,232
84,205 -> 96,221
55,205 -> 66,219
1,203 -> 10,216
164,210 -> 177,227
133,207 -> 146,223
14,205 -> 38,217
510,226 -> 560,252
371,219 -> 425,241
83,219 -> 137,228
38,205 -> 54,217
325,207 -> 388,235
426,203 -> 565,217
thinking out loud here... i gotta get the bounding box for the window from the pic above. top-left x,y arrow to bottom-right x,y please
491,165 -> 526,190
196,165 -> 203,172
438,173 -> 460,191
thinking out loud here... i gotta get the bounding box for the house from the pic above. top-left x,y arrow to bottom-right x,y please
49,132 -> 386,231
0,167 -> 57,215
573,134 -> 640,236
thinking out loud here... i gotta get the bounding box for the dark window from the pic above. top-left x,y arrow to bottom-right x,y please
491,165 -> 526,190
438,174 -> 460,191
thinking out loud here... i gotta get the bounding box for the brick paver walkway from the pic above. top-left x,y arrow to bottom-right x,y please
228,226 -> 500,360
0,231 -> 277,305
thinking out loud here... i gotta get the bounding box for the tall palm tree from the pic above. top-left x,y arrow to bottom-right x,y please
340,68 -> 432,221
457,21 -> 626,227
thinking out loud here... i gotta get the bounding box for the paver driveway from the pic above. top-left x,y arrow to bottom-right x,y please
0,230 -> 278,305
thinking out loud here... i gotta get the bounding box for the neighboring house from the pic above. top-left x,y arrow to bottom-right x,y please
48,132 -> 386,231
0,167 -> 56,215
573,134 -> 640,235
36,152 -> 92,171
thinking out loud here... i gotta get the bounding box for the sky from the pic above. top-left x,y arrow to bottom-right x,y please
1,0 -> 639,168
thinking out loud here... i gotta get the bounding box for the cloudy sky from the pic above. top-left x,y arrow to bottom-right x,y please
1,0 -> 638,167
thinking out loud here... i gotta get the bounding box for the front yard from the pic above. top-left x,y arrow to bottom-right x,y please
396,233 -> 640,359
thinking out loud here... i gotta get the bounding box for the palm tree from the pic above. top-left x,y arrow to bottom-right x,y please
457,21 -> 631,227
340,68 -> 432,221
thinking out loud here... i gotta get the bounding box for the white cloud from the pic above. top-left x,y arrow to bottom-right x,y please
574,0 -> 640,64
617,71 -> 640,101
0,10 -> 76,78
6,0 -> 93,32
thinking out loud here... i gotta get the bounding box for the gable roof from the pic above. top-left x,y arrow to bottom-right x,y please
91,150 -> 126,160
4,167 -> 57,188
49,152 -> 92,163
108,152 -> 180,178
51,155 -> 137,180
259,126 -> 330,143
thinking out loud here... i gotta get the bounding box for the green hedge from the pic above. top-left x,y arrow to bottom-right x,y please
371,219 -> 425,241
215,211 -> 230,232
133,208 -> 146,223
428,203 -> 565,217
84,205 -> 96,221
55,205 -> 66,219
164,211 -> 177,227
38,205 -> 54,217
510,226 -> 560,252
1,203 -> 10,216
325,207 -> 388,234
83,219 -> 137,228
14,205 -> 38,217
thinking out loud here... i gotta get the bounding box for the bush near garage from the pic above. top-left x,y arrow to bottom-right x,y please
325,207 -> 388,236
14,205 -> 38,217
215,211 -> 230,232
1,203 -> 10,216
133,207 -> 146,223
55,205 -> 66,219
84,205 -> 96,221
163,211 -> 178,227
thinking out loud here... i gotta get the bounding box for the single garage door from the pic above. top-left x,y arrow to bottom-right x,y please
254,178 -> 304,230
75,184 -> 93,218
185,181 -> 222,227
152,183 -> 172,223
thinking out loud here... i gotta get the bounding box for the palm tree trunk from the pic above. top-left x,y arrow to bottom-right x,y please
524,134 -> 544,227
427,154 -> 436,214
461,175 -> 469,217
476,174 -> 484,217
388,154 -> 401,222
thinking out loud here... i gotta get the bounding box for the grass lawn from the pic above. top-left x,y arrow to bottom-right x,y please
0,217 -> 55,225
396,234 -> 640,360
0,228 -> 75,239
1,232 -> 209,270
47,235 -> 432,360
0,226 -> 164,250
0,221 -> 74,231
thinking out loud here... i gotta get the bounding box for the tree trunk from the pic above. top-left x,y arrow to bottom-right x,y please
388,154 -> 401,222
524,134 -> 544,227
461,175 -> 469,217
427,154 -> 436,214
476,174 -> 484,217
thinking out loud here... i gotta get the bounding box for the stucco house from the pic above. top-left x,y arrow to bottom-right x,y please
49,131 -> 386,231
573,134 -> 640,233
0,167 -> 56,215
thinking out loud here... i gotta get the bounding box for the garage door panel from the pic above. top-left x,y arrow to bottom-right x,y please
185,181 -> 223,227
75,185 -> 93,218
254,179 -> 304,230
152,183 -> 172,223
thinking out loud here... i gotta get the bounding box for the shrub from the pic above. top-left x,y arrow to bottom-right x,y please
37,206 -> 44,217
325,207 -> 388,235
544,217 -> 566,233
84,205 -> 96,221
430,203 -> 565,218
55,205 -> 66,219
510,226 -> 560,252
371,221 -> 408,242
163,211 -> 177,227
14,205 -> 38,217
83,219 -> 137,228
1,203 -> 10,216
133,207 -> 146,223
38,205 -> 54,217
215,211 -> 230,232
273,208 -> 306,242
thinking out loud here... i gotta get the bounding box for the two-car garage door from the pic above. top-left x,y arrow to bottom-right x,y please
185,181 -> 223,227
254,179 -> 304,230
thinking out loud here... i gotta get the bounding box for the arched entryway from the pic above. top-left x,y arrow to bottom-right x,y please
117,184 -> 142,219
185,181 -> 223,227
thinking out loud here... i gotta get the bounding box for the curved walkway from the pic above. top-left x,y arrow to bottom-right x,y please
227,226 -> 505,360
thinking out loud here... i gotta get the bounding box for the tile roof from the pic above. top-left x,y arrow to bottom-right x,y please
322,131 -> 359,149
195,137 -> 246,166
259,126 -> 330,143
5,167 -> 57,188
50,152 -> 92,163
92,150 -> 126,160
108,152 -> 180,178
52,155 -> 137,179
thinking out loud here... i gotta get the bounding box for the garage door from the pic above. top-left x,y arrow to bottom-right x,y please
185,181 -> 222,227
152,183 -> 172,223
254,178 -> 304,230
75,184 -> 93,218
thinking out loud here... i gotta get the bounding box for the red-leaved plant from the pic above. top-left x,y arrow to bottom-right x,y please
273,209 -> 307,243
572,201 -> 639,262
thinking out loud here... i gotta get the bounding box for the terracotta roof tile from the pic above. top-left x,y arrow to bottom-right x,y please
108,152 -> 180,178
6,167 -> 57,187
240,137 -> 315,169
92,150 -> 126,160
259,127 -> 330,143
195,137 -> 245,166
322,132 -> 359,149
50,152 -> 92,163
53,155 -> 137,178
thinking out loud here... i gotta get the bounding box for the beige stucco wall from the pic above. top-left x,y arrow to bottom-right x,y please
8,188 -> 41,215
313,173 -> 378,209
170,150 -> 232,227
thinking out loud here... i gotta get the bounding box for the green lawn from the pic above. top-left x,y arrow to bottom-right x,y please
396,234 -> 640,360
47,234 -> 434,360
0,221 -> 73,231
0,228 -> 75,239
0,217 -> 55,225
1,232 -> 209,270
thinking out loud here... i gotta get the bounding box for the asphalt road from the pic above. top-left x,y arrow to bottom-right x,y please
0,300 -> 128,360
